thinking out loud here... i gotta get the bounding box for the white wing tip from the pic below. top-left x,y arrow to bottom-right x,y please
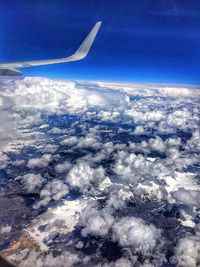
73,21 -> 102,60
96,21 -> 102,26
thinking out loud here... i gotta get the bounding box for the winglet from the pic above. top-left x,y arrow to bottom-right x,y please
73,21 -> 102,60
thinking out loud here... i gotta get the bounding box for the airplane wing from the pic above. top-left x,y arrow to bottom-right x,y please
0,21 -> 102,76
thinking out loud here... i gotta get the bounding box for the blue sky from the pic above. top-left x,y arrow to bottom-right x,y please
0,0 -> 200,85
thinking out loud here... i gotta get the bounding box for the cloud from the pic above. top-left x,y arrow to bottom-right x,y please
0,95 -> 18,150
133,125 -> 145,135
148,136 -> 166,153
112,258 -> 133,267
171,188 -> 200,207
17,250 -> 87,267
105,187 -> 132,211
35,179 -> 69,208
16,173 -> 44,193
55,161 -> 72,174
42,144 -> 58,154
171,226 -> 200,267
186,130 -> 200,153
112,217 -> 162,256
75,135 -> 102,150
27,154 -> 52,169
11,77 -> 129,115
97,81 -> 200,98
79,203 -> 165,265
61,136 -> 79,146
98,258 -> 133,267
80,206 -> 114,237
113,150 -> 171,185
66,161 -> 107,193
0,153 -> 10,169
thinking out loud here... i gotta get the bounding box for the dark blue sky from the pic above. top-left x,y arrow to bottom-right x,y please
1,0 -> 200,84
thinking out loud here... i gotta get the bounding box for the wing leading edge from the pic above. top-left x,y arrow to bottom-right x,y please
0,21 -> 102,76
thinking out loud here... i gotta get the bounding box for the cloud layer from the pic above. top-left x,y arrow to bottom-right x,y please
0,77 -> 199,267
